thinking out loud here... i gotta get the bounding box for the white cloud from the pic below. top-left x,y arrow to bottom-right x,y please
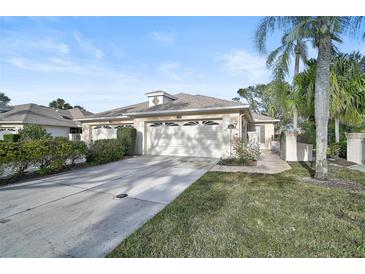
6,56 -> 138,83
0,37 -> 70,56
73,32 -> 104,59
219,49 -> 270,82
158,61 -> 201,81
149,30 -> 175,43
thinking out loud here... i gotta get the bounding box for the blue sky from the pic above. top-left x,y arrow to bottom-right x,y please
1,17 -> 364,113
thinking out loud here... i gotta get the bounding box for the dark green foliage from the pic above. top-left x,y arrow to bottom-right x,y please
87,139 -> 124,164
70,140 -> 88,164
117,127 -> 137,156
49,98 -> 73,110
18,125 -> 51,141
0,92 -> 10,105
338,140 -> 347,159
0,138 -> 88,176
3,134 -> 20,142
327,142 -> 342,159
298,121 -> 316,145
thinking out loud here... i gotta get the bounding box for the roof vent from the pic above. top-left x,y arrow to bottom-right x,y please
145,91 -> 176,107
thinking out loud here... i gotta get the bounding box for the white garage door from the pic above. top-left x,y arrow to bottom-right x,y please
147,120 -> 223,158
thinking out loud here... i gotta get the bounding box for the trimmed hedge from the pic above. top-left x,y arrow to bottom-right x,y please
3,134 -> 21,142
86,139 -> 124,164
18,124 -> 51,141
117,127 -> 137,156
0,138 -> 88,176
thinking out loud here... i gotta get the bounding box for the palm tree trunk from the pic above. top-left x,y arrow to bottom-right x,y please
314,37 -> 332,180
293,47 -> 300,129
335,117 -> 340,143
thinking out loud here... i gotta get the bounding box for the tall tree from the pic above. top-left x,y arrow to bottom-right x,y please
49,98 -> 73,110
255,16 -> 364,180
236,84 -> 274,115
258,30 -> 308,128
0,92 -> 11,105
296,55 -> 365,143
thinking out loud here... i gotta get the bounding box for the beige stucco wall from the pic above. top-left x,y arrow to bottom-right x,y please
248,123 -> 275,149
0,124 -> 70,139
346,133 -> 365,164
280,132 -> 313,162
0,124 -> 23,140
80,111 -> 245,158
43,126 -> 70,138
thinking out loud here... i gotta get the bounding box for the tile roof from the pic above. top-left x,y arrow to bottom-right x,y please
89,93 -> 247,119
252,112 -> 280,122
0,104 -> 78,127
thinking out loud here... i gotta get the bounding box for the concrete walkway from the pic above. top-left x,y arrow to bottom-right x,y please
348,165 -> 365,173
210,150 -> 291,174
0,156 -> 217,258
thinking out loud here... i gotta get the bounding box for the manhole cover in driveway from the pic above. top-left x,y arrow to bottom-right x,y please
116,194 -> 128,199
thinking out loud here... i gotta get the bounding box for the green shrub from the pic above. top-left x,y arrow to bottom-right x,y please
69,141 -> 88,164
338,140 -> 347,159
0,141 -> 34,173
87,139 -> 124,164
327,142 -> 341,159
3,134 -> 21,142
232,138 -> 261,164
0,138 -> 88,177
117,127 -> 137,156
18,124 -> 51,141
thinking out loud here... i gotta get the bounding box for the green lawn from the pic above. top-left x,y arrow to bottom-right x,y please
108,163 -> 365,258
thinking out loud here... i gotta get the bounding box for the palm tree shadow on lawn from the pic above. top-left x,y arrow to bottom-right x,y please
298,161 -> 315,177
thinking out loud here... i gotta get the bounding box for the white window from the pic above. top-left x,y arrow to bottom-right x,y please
183,121 -> 199,126
202,120 -> 219,126
150,122 -> 163,127
165,122 -> 179,126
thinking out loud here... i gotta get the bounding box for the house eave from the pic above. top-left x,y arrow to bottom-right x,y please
253,119 -> 280,123
75,105 -> 250,122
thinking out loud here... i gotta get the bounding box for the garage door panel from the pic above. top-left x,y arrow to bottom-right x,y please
147,120 -> 223,158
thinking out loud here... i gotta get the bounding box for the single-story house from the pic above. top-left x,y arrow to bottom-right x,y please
0,103 -> 92,140
249,112 -> 280,150
77,91 -> 279,158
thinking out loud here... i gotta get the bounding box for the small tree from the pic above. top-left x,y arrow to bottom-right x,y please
49,98 -> 73,110
0,92 -> 11,105
18,125 -> 51,141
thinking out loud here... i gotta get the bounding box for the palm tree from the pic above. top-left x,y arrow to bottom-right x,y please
259,31 -> 308,128
49,98 -> 73,110
295,55 -> 365,143
330,54 -> 365,142
255,16 -> 364,180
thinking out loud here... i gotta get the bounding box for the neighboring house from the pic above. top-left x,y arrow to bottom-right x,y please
0,103 -> 12,113
77,91 -> 279,158
0,104 -> 92,140
248,112 -> 280,150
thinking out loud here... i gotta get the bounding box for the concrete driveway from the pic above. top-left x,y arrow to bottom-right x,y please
0,156 -> 217,258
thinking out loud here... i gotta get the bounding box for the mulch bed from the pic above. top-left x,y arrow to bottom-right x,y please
328,158 -> 358,167
300,176 -> 365,192
0,162 -> 91,187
